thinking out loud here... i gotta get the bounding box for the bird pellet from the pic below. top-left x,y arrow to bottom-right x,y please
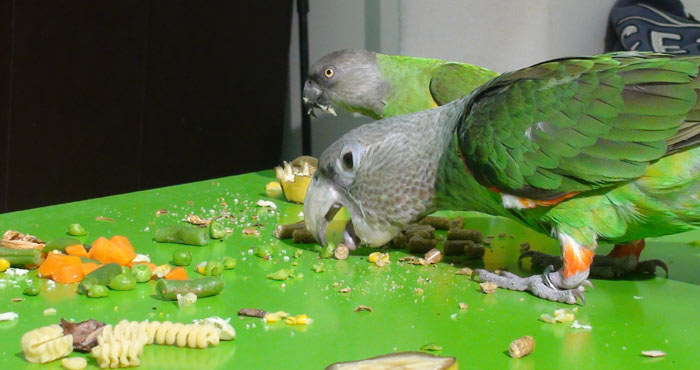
274,221 -> 306,239
391,233 -> 408,249
419,216 -> 451,230
292,228 -> 316,243
407,237 -> 438,254
509,336 -> 535,359
334,243 -> 350,260
448,216 -> 464,230
446,229 -> 483,243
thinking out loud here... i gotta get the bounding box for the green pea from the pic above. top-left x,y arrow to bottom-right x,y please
255,246 -> 271,258
131,264 -> 151,283
204,260 -> 224,276
222,257 -> 237,270
172,250 -> 192,266
23,286 -> 40,296
209,221 -> 227,239
88,284 -> 109,298
108,273 -> 137,291
68,223 -> 87,236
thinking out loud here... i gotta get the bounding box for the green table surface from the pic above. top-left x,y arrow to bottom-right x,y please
1,170 -> 699,369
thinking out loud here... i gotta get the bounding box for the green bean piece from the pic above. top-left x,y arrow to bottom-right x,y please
222,257 -> 237,270
131,264 -> 151,283
78,276 -> 98,295
156,277 -> 224,300
172,250 -> 192,266
155,225 -> 208,246
204,260 -> 224,276
209,221 -> 227,239
68,223 -> 87,236
43,237 -> 82,253
88,284 -> 109,298
0,247 -> 42,267
255,246 -> 271,258
108,273 -> 137,291
23,286 -> 40,296
320,242 -> 335,259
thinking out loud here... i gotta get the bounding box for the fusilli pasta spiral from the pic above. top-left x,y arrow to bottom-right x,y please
139,320 -> 219,349
91,320 -> 148,368
21,324 -> 73,363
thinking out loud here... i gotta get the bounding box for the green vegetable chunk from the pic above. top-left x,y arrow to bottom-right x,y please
43,237 -> 82,253
172,250 -> 192,266
204,260 -> 224,276
255,246 -> 271,258
155,277 -> 224,300
267,268 -> 294,281
222,257 -> 237,270
78,263 -> 122,294
23,286 -> 40,296
108,273 -> 137,291
155,225 -> 208,246
131,264 -> 151,283
68,223 -> 87,236
88,284 -> 109,298
121,266 -> 132,275
0,247 -> 42,267
320,242 -> 336,259
209,221 -> 227,239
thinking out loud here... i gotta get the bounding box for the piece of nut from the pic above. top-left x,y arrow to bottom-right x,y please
424,248 -> 443,264
480,282 -> 498,294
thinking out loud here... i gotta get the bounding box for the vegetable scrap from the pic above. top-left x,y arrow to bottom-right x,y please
156,277 -> 225,300
60,318 -> 105,352
177,292 -> 198,309
570,320 -> 592,330
540,308 -> 577,324
0,312 -> 18,321
95,216 -> 114,222
368,252 -> 391,267
420,343 -> 443,352
509,336 -> 535,359
274,156 -> 317,204
326,352 -> 457,369
266,268 -> 295,281
238,308 -> 267,318
354,305 -> 373,312
285,314 -> 313,325
68,224 -> 87,236
255,200 -> 278,209
641,350 -> 666,358
265,181 -> 283,198
155,225 -> 209,245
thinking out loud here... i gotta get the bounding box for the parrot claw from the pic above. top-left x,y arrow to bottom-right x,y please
519,250 -> 669,279
475,268 -> 586,305
635,259 -> 669,276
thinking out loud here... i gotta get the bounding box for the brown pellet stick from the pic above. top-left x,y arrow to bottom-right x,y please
407,237 -> 437,254
292,228 -> 316,243
419,216 -> 450,230
446,229 -> 483,243
274,221 -> 306,239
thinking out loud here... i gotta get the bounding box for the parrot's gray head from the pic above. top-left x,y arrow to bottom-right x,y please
304,49 -> 389,119
304,101 -> 465,248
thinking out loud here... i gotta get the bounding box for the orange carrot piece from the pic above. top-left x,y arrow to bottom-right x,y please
53,264 -> 84,284
65,244 -> 88,258
80,262 -> 100,276
38,253 -> 82,278
110,235 -> 136,260
164,267 -> 188,280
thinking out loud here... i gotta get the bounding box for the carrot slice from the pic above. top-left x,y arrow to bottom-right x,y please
164,267 -> 189,280
80,262 -> 100,276
110,235 -> 136,261
65,244 -> 88,258
53,264 -> 84,284
38,253 -> 82,278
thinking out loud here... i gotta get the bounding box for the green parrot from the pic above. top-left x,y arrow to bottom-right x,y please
304,52 -> 700,304
303,49 -> 498,119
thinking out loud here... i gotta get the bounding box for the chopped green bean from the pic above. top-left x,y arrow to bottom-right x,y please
0,247 -> 42,267
155,225 -> 208,246
156,277 -> 224,300
204,260 -> 224,276
209,221 -> 227,239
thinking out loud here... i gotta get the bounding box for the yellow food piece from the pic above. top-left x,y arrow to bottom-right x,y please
263,311 -> 289,323
285,314 -> 313,325
280,175 -> 312,203
21,325 -> 73,364
61,357 -> 87,370
0,258 -> 9,272
265,181 -> 283,198
326,351 -> 458,370
275,157 -> 317,204
368,252 -> 390,266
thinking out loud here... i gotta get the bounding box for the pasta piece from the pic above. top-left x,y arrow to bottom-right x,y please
91,320 -> 148,368
139,320 -> 219,348
21,324 -> 73,363
62,357 -> 88,370
193,316 -> 235,340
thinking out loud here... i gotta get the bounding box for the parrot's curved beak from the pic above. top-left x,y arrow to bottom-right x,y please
303,173 -> 361,249
303,81 -> 337,117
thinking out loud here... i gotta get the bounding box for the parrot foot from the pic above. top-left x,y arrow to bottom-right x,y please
475,266 -> 588,305
519,251 -> 669,279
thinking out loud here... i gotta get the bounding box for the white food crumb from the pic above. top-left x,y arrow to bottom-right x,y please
297,212 -> 304,217
256,200 -> 277,209
0,312 -> 18,321
43,308 -> 57,316
633,296 -> 643,299
571,320 -> 592,330
5,268 -> 28,276
132,254 -> 151,263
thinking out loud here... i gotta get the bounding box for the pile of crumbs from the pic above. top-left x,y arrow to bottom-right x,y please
540,307 -> 591,330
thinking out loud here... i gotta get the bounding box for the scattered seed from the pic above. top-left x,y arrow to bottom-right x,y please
11,297 -> 23,302
480,282 -> 498,294
242,227 -> 261,237
641,350 -> 666,358
95,216 -> 114,222
155,209 -> 168,216
354,305 -> 373,312
458,302 -> 468,310
424,248 -> 442,264
338,287 -> 351,293
238,308 -> 267,318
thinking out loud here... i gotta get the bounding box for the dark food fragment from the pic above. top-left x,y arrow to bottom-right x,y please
292,228 -> 316,243
418,216 -> 450,230
443,240 -> 468,256
238,308 -> 267,318
60,318 -> 106,352
274,221 -> 306,239
448,216 -> 464,230
390,233 -> 408,249
464,240 -> 486,259
446,229 -> 483,243
407,237 -> 438,254
405,224 -> 436,240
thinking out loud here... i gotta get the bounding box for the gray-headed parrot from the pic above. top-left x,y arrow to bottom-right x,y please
304,52 -> 700,304
303,49 -> 497,119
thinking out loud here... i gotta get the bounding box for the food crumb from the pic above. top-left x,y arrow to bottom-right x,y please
338,287 -> 351,294
571,320 -> 592,330
458,302 -> 468,310
509,336 -> 535,358
354,305 -> 373,312
43,308 -> 57,316
456,267 -> 473,276
0,312 -> 18,321
479,282 -> 498,294
641,350 -> 666,358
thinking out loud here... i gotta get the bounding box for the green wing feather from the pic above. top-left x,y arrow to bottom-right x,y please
429,63 -> 498,105
458,52 -> 700,199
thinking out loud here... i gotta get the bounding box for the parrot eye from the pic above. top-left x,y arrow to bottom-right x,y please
324,68 -> 335,78
341,151 -> 354,170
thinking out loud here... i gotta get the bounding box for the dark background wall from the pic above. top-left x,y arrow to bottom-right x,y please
0,1 -> 293,213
